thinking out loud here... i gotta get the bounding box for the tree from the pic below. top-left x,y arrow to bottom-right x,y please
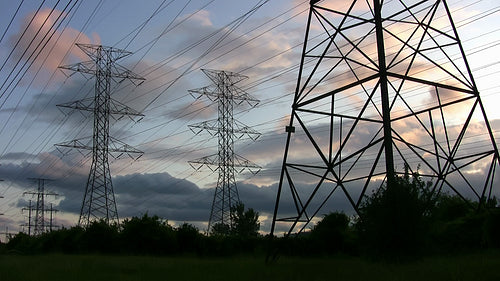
210,222 -> 231,236
310,212 -> 352,254
176,223 -> 202,252
230,202 -> 260,237
356,167 -> 434,259
81,220 -> 120,253
120,213 -> 175,254
209,203 -> 260,237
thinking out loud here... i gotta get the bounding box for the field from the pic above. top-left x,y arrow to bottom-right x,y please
1,252 -> 500,281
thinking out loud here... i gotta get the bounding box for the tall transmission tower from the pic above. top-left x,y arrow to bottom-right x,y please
56,43 -> 144,227
189,69 -> 261,232
270,0 -> 500,236
23,178 -> 57,236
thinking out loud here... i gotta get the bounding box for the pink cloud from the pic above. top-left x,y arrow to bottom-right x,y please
7,8 -> 100,84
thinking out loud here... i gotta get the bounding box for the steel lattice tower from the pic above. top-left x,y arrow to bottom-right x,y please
23,178 -> 57,235
56,43 -> 144,227
189,69 -> 260,232
270,0 -> 500,236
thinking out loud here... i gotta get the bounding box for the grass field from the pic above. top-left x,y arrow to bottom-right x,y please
1,251 -> 500,281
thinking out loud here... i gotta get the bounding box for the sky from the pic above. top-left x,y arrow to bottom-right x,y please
0,0 -> 500,239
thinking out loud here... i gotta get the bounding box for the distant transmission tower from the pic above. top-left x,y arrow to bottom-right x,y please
0,169 -> 3,217
0,180 -> 3,217
47,203 -> 59,231
21,200 -> 33,235
23,178 -> 57,235
271,0 -> 500,236
56,43 -> 144,227
189,69 -> 260,232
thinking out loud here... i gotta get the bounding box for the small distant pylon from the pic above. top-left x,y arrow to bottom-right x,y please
47,203 -> 59,231
0,167 -> 3,216
21,200 -> 33,235
0,227 -> 12,243
189,69 -> 261,232
23,178 -> 57,236
56,43 -> 145,227
0,192 -> 3,216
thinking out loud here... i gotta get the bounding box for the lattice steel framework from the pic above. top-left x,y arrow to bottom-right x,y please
189,69 -> 260,232
23,178 -> 57,235
56,44 -> 144,227
270,0 -> 500,236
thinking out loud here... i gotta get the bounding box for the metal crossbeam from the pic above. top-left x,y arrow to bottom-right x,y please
270,0 -> 500,237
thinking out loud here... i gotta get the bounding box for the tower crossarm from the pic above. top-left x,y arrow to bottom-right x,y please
55,138 -> 91,151
234,154 -> 261,174
188,119 -> 261,140
76,43 -> 133,60
57,98 -> 144,118
59,43 -> 144,82
108,137 -> 143,159
188,154 -> 260,173
56,137 -> 142,159
188,86 -> 259,107
59,60 -> 144,82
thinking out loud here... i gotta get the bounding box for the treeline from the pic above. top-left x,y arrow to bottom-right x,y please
279,171 -> 500,260
279,195 -> 500,259
1,213 -> 265,256
1,172 -> 500,259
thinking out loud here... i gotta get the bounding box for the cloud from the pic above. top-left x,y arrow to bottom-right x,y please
0,152 -> 37,161
7,8 -> 99,85
112,171 -> 355,233
163,99 -> 216,121
2,112 -> 499,233
189,10 -> 213,27
113,172 -> 213,221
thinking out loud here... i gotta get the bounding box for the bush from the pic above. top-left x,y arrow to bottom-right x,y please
176,223 -> 202,253
120,214 -> 176,255
81,220 -> 119,253
483,208 -> 500,248
356,168 -> 434,260
309,212 -> 355,254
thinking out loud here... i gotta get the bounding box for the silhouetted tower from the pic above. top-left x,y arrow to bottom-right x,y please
48,203 -> 59,231
0,170 -> 3,216
0,227 -> 11,243
189,69 -> 260,232
56,43 -> 144,227
21,200 -> 33,235
271,0 -> 500,236
0,193 -> 3,216
23,178 -> 57,235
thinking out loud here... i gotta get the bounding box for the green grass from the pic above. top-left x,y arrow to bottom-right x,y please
1,252 -> 500,281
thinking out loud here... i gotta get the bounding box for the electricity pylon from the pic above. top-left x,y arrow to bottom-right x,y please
56,43 -> 144,227
21,200 -> 33,235
0,180 -> 3,217
0,167 -> 3,216
270,0 -> 500,236
23,178 -> 58,236
189,69 -> 261,232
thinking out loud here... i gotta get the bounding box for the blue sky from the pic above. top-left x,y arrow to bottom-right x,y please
1,0 -> 500,238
